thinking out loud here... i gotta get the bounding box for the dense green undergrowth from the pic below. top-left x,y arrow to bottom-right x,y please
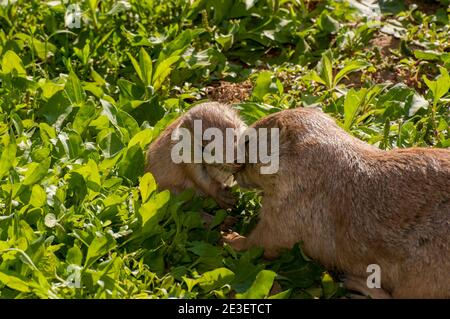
0,0 -> 448,298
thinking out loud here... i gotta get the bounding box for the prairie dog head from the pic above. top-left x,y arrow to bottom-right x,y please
173,102 -> 247,179
234,107 -> 340,191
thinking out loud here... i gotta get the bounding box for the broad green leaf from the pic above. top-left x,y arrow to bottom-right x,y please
2,50 -> 26,75
22,158 -> 51,186
414,50 -> 441,61
139,190 -> 170,226
74,159 -> 101,192
423,67 -> 450,106
117,144 -> 145,183
152,56 -> 180,91
183,276 -> 198,292
67,246 -> 83,265
209,210 -> 227,229
73,102 -> 96,134
334,60 -> 369,87
408,92 -> 429,116
30,185 -> 46,208
236,270 -> 277,299
31,38 -> 56,60
15,33 -> 56,60
0,270 -> 30,292
188,241 -> 222,257
39,123 -> 56,143
128,128 -> 153,149
252,71 -> 281,101
40,80 -> 64,99
103,193 -> 128,207
139,172 -> 157,203
117,110 -> 140,137
85,235 -> 116,268
57,130 -> 83,159
0,143 -> 16,178
377,84 -> 429,117
196,268 -> 235,291
39,91 -> 73,129
318,12 -> 340,33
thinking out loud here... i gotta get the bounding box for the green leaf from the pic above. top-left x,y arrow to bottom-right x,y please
2,50 -> 26,75
188,241 -> 222,257
85,235 -> 116,268
0,270 -> 30,292
152,56 -> 180,91
30,185 -> 46,208
304,70 -> 327,86
414,50 -> 441,61
377,84 -> 429,117
22,158 -> 51,186
322,272 -> 338,298
334,60 -> 369,87
268,289 -> 292,299
0,142 -> 17,178
39,91 -> 73,129
423,67 -> 450,106
128,128 -> 153,149
317,52 -> 333,89
127,52 -> 143,82
65,71 -> 85,105
139,190 -> 170,227
40,80 -> 64,99
343,89 -> 364,131
117,144 -> 145,183
196,268 -> 235,291
252,71 -> 281,101
318,12 -> 340,34
236,270 -> 277,299
139,48 -> 153,86
73,159 -> 101,192
67,246 -> 83,266
73,102 -> 96,134
234,102 -> 281,124
139,172 -> 157,203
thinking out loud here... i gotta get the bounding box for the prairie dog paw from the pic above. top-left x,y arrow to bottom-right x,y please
221,231 -> 246,251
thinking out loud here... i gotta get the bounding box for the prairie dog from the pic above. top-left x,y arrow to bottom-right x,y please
224,107 -> 450,298
145,102 -> 246,208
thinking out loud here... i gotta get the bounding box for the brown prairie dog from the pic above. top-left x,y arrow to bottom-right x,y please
145,102 -> 246,209
224,107 -> 450,298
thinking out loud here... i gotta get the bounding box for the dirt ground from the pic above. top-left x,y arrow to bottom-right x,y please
205,80 -> 253,104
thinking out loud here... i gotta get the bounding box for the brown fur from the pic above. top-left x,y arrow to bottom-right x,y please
145,102 -> 246,208
223,107 -> 450,298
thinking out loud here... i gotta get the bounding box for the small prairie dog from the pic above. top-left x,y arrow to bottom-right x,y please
224,107 -> 450,298
145,102 -> 246,208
